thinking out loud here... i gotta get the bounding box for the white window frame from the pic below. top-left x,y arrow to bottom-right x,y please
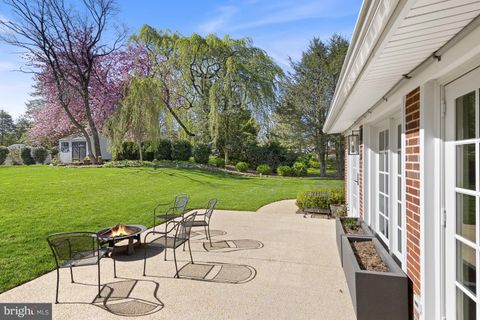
444,67 -> 480,319
376,121 -> 391,245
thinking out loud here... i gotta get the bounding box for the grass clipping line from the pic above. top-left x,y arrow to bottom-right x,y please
351,241 -> 389,272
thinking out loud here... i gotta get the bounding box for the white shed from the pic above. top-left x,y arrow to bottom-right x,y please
58,134 -> 112,163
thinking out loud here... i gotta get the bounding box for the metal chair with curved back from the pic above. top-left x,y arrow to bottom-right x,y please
191,199 -> 217,247
153,194 -> 189,231
143,211 -> 197,278
46,232 -> 113,303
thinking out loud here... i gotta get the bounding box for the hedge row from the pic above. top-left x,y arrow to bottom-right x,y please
296,188 -> 345,209
117,140 -> 211,163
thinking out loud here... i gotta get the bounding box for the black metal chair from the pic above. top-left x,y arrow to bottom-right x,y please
191,198 -> 217,247
47,232 -> 113,303
143,211 -> 197,278
152,194 -> 189,231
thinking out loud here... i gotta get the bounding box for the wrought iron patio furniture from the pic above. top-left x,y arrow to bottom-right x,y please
143,211 -> 197,278
303,192 -> 332,219
152,194 -> 189,231
47,232 -> 113,303
191,198 -> 217,246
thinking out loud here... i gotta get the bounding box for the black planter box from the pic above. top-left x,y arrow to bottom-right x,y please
342,236 -> 408,320
335,217 -> 373,266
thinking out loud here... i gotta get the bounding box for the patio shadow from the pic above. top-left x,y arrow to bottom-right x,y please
176,261 -> 256,284
93,279 -> 164,317
203,239 -> 264,252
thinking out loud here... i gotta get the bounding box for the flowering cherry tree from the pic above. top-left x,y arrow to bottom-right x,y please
29,48 -> 142,145
0,0 -> 125,163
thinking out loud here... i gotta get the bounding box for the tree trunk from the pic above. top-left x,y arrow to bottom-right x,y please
83,92 -> 102,163
317,136 -> 327,177
138,141 -> 143,161
224,148 -> 229,165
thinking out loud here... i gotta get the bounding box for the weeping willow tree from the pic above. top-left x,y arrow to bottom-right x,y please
105,78 -> 161,161
109,25 -> 282,161
208,38 -> 283,164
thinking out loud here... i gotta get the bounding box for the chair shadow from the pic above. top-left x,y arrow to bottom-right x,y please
202,239 -> 264,253
59,279 -> 164,317
190,229 -> 227,240
112,243 -> 163,262
146,261 -> 257,284
93,279 -> 164,317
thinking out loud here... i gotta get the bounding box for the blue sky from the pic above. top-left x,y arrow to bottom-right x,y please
0,0 -> 361,119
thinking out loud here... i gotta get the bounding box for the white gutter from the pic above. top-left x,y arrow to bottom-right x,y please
323,0 -> 407,134
342,13 -> 480,134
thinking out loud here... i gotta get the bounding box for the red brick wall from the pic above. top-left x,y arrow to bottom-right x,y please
405,87 -> 421,319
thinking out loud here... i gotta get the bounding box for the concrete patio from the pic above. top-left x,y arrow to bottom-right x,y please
0,200 -> 355,320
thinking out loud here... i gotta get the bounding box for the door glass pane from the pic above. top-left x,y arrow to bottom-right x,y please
398,177 -> 401,200
456,240 -> 477,295
457,287 -> 476,320
456,91 -> 476,141
397,230 -> 402,252
380,131 -> 384,150
456,193 -> 476,243
456,144 -> 476,190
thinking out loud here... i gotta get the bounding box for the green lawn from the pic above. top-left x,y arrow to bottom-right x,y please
0,165 -> 341,293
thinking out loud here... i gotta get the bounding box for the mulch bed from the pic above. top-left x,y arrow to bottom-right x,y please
351,240 -> 389,272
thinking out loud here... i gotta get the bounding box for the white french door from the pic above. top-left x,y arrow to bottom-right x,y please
392,121 -> 404,264
445,67 -> 480,320
350,154 -> 360,217
377,127 -> 390,243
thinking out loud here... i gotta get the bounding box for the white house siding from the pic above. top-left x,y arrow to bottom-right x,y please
325,1 -> 480,319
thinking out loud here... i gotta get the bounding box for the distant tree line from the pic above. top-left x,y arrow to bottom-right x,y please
0,0 -> 349,177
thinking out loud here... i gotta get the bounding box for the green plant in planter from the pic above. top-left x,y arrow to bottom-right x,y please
342,217 -> 358,230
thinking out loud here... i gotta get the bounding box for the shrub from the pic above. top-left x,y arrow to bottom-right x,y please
156,139 -> 172,160
243,142 -> 297,169
308,159 -> 320,169
31,147 -> 48,164
277,165 -> 293,176
0,146 -> 9,165
50,146 -> 59,158
292,161 -> 308,177
118,142 -> 139,160
256,164 -> 272,175
235,161 -> 249,172
214,157 -> 225,168
171,140 -> 192,161
142,141 -> 155,161
20,147 -> 35,165
296,188 -> 345,210
193,143 -> 211,164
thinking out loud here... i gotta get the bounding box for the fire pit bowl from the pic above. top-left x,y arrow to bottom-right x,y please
98,224 -> 147,255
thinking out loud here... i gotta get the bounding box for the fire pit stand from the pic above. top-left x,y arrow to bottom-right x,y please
98,224 -> 147,255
